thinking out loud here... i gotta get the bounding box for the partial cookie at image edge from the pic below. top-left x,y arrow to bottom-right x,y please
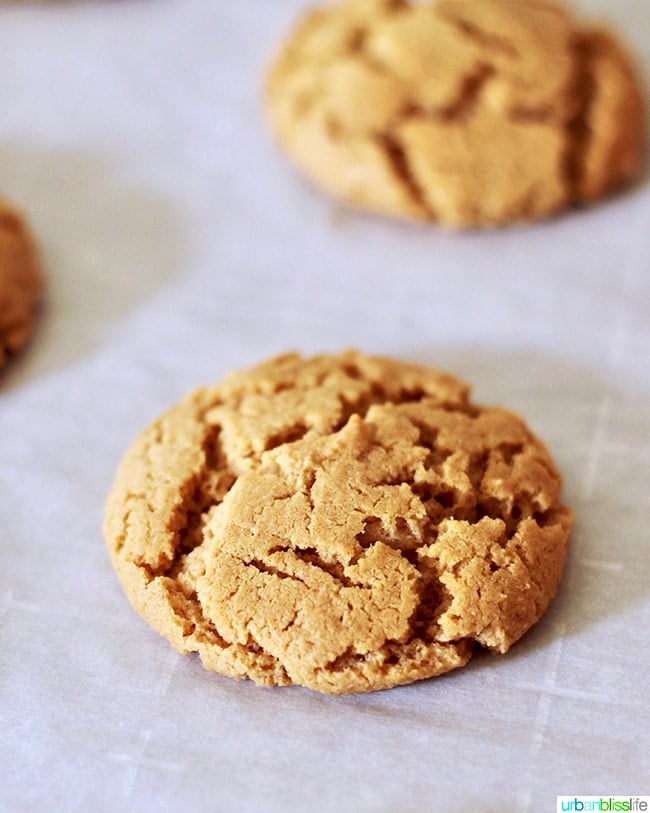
0,201 -> 43,372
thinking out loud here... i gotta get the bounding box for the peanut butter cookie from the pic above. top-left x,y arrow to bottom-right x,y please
104,352 -> 573,694
266,0 -> 645,227
0,202 -> 42,370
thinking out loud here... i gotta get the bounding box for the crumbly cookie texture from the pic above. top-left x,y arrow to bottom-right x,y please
0,202 -> 42,370
266,0 -> 645,227
105,352 -> 573,694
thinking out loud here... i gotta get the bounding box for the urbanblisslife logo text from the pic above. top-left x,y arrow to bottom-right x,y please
557,798 -> 649,812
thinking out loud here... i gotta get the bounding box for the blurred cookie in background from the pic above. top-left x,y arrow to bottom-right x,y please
0,201 -> 43,371
266,0 -> 645,227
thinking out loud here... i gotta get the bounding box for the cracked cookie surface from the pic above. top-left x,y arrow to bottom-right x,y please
0,201 -> 42,370
105,352 -> 573,694
266,0 -> 645,227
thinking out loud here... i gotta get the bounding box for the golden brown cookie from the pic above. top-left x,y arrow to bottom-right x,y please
0,201 -> 42,370
104,351 -> 573,694
266,0 -> 645,227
